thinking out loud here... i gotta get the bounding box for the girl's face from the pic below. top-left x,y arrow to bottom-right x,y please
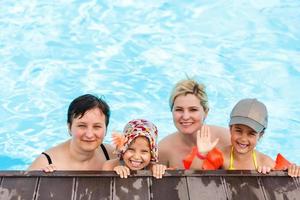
230,124 -> 260,154
123,136 -> 151,170
69,107 -> 106,152
172,94 -> 207,135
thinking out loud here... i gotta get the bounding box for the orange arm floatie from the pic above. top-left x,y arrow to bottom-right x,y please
182,147 -> 197,169
202,148 -> 224,170
274,153 -> 291,170
182,147 -> 224,170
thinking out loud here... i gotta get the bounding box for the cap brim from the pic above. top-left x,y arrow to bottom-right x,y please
229,116 -> 265,134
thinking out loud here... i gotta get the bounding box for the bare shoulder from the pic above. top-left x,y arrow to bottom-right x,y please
158,132 -> 178,147
158,132 -> 178,165
220,145 -> 231,168
158,132 -> 179,154
208,124 -> 230,148
27,141 -> 67,170
102,143 -> 117,159
27,153 -> 49,170
257,151 -> 275,167
102,158 -> 120,170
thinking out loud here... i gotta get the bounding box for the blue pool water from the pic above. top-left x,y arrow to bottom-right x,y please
0,0 -> 300,170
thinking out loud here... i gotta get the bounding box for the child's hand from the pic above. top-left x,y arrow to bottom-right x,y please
114,165 -> 130,178
152,164 -> 167,179
42,164 -> 57,173
287,164 -> 300,177
197,125 -> 219,154
257,166 -> 272,174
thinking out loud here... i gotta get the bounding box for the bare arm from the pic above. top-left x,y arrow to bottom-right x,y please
27,154 -> 50,170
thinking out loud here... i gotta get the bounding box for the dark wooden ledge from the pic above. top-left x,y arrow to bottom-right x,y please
0,170 -> 299,200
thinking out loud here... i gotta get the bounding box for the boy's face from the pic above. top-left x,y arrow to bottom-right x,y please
230,124 -> 260,154
123,136 -> 151,170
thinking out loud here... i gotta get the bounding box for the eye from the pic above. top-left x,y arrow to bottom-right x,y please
249,132 -> 257,137
127,148 -> 135,152
234,129 -> 242,134
174,108 -> 183,112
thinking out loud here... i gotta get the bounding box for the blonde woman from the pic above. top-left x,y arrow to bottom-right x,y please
158,79 -> 230,169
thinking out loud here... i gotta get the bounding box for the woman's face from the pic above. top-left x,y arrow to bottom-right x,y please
69,107 -> 106,152
172,93 -> 207,135
123,136 -> 151,170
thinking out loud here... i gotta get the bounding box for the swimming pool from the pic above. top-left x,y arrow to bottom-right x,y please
1,0 -> 300,169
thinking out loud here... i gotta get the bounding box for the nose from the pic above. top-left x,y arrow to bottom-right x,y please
182,110 -> 190,120
85,127 -> 94,138
132,152 -> 141,159
239,132 -> 248,141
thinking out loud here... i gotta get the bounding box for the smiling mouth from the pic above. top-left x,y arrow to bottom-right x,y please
130,160 -> 143,168
237,142 -> 248,149
82,140 -> 96,142
180,122 -> 193,126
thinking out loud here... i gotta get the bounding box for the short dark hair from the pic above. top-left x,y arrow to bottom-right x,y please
67,94 -> 110,127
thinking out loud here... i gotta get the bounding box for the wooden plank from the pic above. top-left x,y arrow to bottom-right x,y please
36,177 -> 74,200
223,176 -> 266,200
113,177 -> 150,200
0,177 -> 37,200
75,177 -> 112,200
1,170 -> 299,200
187,176 -> 226,200
152,177 -> 189,200
260,176 -> 300,200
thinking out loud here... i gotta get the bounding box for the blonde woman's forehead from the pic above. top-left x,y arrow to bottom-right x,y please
173,94 -> 202,107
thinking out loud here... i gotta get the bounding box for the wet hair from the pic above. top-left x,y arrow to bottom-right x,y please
67,94 -> 110,127
169,79 -> 209,113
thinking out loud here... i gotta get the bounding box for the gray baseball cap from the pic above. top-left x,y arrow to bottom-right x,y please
229,98 -> 268,134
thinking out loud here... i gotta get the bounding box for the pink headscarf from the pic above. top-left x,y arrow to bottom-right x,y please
113,119 -> 158,163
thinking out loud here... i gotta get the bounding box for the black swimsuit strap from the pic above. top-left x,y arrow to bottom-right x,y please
41,152 -> 53,165
100,144 -> 110,160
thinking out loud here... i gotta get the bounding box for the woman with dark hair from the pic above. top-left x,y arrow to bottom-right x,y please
28,94 -> 115,171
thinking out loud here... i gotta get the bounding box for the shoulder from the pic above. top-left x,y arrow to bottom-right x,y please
219,145 -> 231,168
207,125 -> 230,148
158,132 -> 178,146
158,132 -> 179,153
27,153 -> 50,170
158,132 -> 178,165
101,143 -> 117,159
27,141 -> 68,170
208,124 -> 229,136
102,158 -> 120,170
257,151 -> 275,167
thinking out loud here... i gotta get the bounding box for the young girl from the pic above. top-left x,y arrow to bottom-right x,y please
183,98 -> 300,177
102,119 -> 167,179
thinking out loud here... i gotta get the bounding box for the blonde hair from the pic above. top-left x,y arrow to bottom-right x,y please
169,79 -> 209,113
